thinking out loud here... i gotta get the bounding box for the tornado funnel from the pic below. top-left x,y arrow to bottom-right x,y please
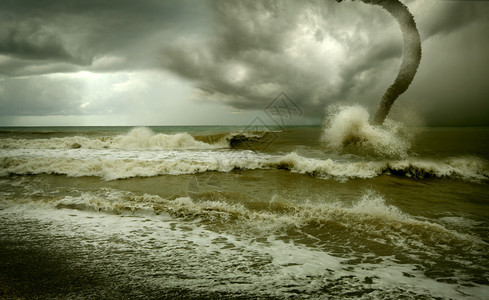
338,0 -> 422,125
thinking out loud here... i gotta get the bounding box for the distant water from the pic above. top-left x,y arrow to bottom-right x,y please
1,124 -> 488,299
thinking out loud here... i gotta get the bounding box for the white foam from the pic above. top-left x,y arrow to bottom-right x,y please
1,146 -> 487,181
439,216 -> 483,229
0,127 -> 223,150
274,152 -> 488,182
30,189 -> 478,250
111,127 -> 221,150
2,190 -> 487,299
321,105 -> 413,158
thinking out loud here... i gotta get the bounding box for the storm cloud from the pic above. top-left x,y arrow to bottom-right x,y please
0,0 -> 209,76
161,0 -> 402,118
0,0 -> 488,126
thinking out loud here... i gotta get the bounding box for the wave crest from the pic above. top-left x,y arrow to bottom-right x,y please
1,152 -> 487,182
321,105 -> 412,158
50,189 -> 478,249
0,127 -> 222,150
112,127 -> 217,150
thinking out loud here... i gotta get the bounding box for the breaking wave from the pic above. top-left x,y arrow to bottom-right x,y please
49,189 -> 480,251
0,127 -> 282,152
321,105 -> 413,158
0,127 -> 226,150
1,151 -> 487,182
7,187 -> 487,299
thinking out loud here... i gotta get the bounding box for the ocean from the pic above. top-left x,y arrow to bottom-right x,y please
1,117 -> 488,298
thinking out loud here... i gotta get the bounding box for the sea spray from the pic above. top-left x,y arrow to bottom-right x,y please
2,150 -> 487,181
112,127 -> 210,150
0,127 -> 224,150
321,105 -> 412,158
46,187 -> 483,264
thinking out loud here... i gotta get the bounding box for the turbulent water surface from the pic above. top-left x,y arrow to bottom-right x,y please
1,121 -> 488,298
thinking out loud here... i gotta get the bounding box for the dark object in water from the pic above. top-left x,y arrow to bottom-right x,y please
71,142 -> 82,149
228,134 -> 261,148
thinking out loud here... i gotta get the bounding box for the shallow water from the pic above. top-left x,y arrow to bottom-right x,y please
0,124 -> 488,299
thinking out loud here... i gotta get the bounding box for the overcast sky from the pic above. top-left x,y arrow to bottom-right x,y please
0,0 -> 488,126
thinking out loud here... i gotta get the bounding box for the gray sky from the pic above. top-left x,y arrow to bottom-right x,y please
0,0 -> 488,126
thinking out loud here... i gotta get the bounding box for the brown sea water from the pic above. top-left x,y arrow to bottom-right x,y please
1,123 -> 488,299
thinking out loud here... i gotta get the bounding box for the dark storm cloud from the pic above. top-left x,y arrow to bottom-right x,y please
160,0 -> 489,125
406,0 -> 489,126
420,1 -> 484,39
0,0 -> 211,118
0,20 -> 74,62
161,0 -> 402,118
404,9 -> 489,126
0,0 -> 209,75
0,0 -> 488,125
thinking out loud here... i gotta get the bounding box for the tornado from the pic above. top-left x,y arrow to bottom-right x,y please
337,0 -> 422,125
